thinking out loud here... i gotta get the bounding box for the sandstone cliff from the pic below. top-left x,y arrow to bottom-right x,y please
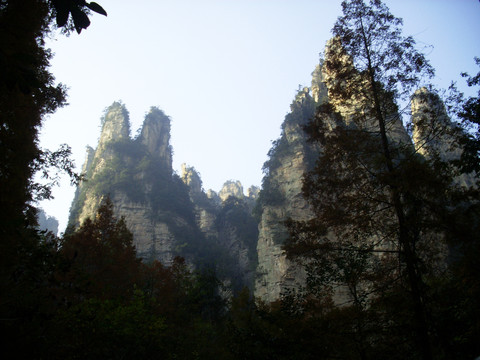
253,38 -> 417,303
69,102 -> 258,291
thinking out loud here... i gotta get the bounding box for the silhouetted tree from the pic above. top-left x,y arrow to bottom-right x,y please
0,0 -> 106,292
59,196 -> 140,300
0,2 -> 106,348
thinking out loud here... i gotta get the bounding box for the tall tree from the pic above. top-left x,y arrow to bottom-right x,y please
0,1 -> 106,355
0,0 -> 106,256
285,1 -> 477,359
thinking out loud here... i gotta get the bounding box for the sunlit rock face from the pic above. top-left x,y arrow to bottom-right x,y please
411,88 -> 477,188
219,180 -> 244,202
181,163 -> 202,194
96,102 -> 130,152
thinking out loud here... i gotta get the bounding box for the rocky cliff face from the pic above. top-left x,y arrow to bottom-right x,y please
69,102 -> 258,291
253,38 -> 418,303
69,102 -> 180,262
253,86 -> 321,302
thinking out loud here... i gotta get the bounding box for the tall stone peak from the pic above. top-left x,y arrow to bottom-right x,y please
411,87 -> 460,160
98,101 -> 130,149
138,107 -> 172,168
322,36 -> 360,121
411,87 -> 476,188
219,180 -> 244,202
180,163 -> 203,195
254,36 -> 410,302
247,186 -> 260,199
69,103 -> 174,229
81,145 -> 95,175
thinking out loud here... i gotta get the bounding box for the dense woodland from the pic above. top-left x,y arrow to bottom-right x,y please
1,0 -> 479,359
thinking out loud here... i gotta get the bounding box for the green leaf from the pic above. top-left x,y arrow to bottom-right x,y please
86,2 -> 108,16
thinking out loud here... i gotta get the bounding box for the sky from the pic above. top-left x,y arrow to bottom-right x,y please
38,0 -> 480,233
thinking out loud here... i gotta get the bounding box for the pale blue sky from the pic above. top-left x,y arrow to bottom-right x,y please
39,0 -> 480,232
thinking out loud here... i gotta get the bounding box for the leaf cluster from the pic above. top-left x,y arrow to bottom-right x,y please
50,0 -> 107,34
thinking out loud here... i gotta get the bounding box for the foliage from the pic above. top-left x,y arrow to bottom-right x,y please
212,196 -> 259,291
1,199 -> 236,359
0,0 -> 67,240
60,197 -> 141,300
50,0 -> 107,34
0,0 -> 105,233
331,0 -> 434,104
454,57 -> 480,176
0,0 -> 88,334
32,144 -> 84,201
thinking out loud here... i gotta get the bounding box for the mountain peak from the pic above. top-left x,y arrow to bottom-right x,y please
98,101 -> 130,148
138,107 -> 172,168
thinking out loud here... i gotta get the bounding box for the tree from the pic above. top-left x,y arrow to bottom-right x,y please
0,0 -> 106,341
0,0 -> 106,289
456,57 -> 480,176
284,1 -> 478,359
60,197 -> 140,300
